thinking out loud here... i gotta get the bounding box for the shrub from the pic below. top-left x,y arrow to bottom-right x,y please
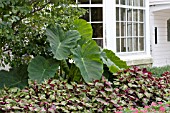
0,0 -> 86,67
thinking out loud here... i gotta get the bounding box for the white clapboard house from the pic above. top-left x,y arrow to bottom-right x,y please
74,0 -> 170,67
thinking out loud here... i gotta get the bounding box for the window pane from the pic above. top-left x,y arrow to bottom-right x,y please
116,22 -> 120,36
80,7 -> 89,21
121,8 -> 126,21
78,0 -> 89,4
134,38 -> 138,51
139,10 -> 144,22
121,22 -> 126,36
116,7 -> 119,21
139,38 -> 144,51
92,23 -> 103,38
91,0 -> 102,4
140,0 -> 144,6
91,7 -> 103,21
127,38 -> 132,52
94,39 -> 103,47
120,0 -> 125,5
133,9 -> 138,21
139,23 -> 144,36
121,38 -> 126,52
116,0 -> 119,4
133,0 -> 139,6
127,0 -> 132,6
133,23 -> 138,36
127,22 -> 132,36
116,38 -> 120,52
115,0 -> 146,53
127,9 -> 132,21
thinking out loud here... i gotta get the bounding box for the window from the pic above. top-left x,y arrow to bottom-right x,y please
75,0 -> 104,47
116,0 -> 145,53
167,19 -> 170,41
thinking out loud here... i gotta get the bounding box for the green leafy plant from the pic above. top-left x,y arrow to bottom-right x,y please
1,78 -> 120,112
112,66 -> 170,107
0,65 -> 28,89
27,56 -> 59,83
27,19 -> 128,83
71,40 -> 103,83
1,15 -> 128,87
73,19 -> 93,45
0,77 -> 169,112
101,49 -> 129,77
46,25 -> 81,60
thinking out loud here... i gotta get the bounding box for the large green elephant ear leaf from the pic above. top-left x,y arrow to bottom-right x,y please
28,56 -> 59,83
73,19 -> 93,45
0,65 -> 28,89
46,25 -> 81,60
71,40 -> 103,83
101,49 -> 129,73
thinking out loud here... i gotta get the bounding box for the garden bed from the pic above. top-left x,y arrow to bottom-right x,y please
0,67 -> 169,112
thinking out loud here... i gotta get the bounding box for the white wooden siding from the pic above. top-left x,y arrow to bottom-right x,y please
151,9 -> 170,66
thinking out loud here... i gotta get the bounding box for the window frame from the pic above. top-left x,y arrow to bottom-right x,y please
76,0 -> 151,57
115,0 -> 146,53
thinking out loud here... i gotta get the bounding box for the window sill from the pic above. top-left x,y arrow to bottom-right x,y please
118,55 -> 153,66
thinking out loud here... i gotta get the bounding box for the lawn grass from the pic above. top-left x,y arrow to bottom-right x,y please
146,65 -> 170,77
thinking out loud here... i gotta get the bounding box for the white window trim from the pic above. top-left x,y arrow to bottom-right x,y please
106,0 -> 150,54
105,0 -> 152,65
145,0 -> 151,56
105,0 -> 116,51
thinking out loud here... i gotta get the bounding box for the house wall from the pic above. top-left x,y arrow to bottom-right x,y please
151,9 -> 170,66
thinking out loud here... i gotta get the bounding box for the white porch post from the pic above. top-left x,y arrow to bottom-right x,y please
105,0 -> 116,52
145,0 -> 151,56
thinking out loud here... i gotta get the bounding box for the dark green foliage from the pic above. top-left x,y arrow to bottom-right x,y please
0,0 -> 86,67
0,65 -> 28,89
0,0 -> 128,88
71,40 -> 103,83
31,23 -> 103,83
46,24 -> 81,60
30,22 -> 126,83
103,49 -> 129,69
101,49 -> 129,74
73,19 -> 93,45
27,56 -> 59,83
0,18 -> 128,87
